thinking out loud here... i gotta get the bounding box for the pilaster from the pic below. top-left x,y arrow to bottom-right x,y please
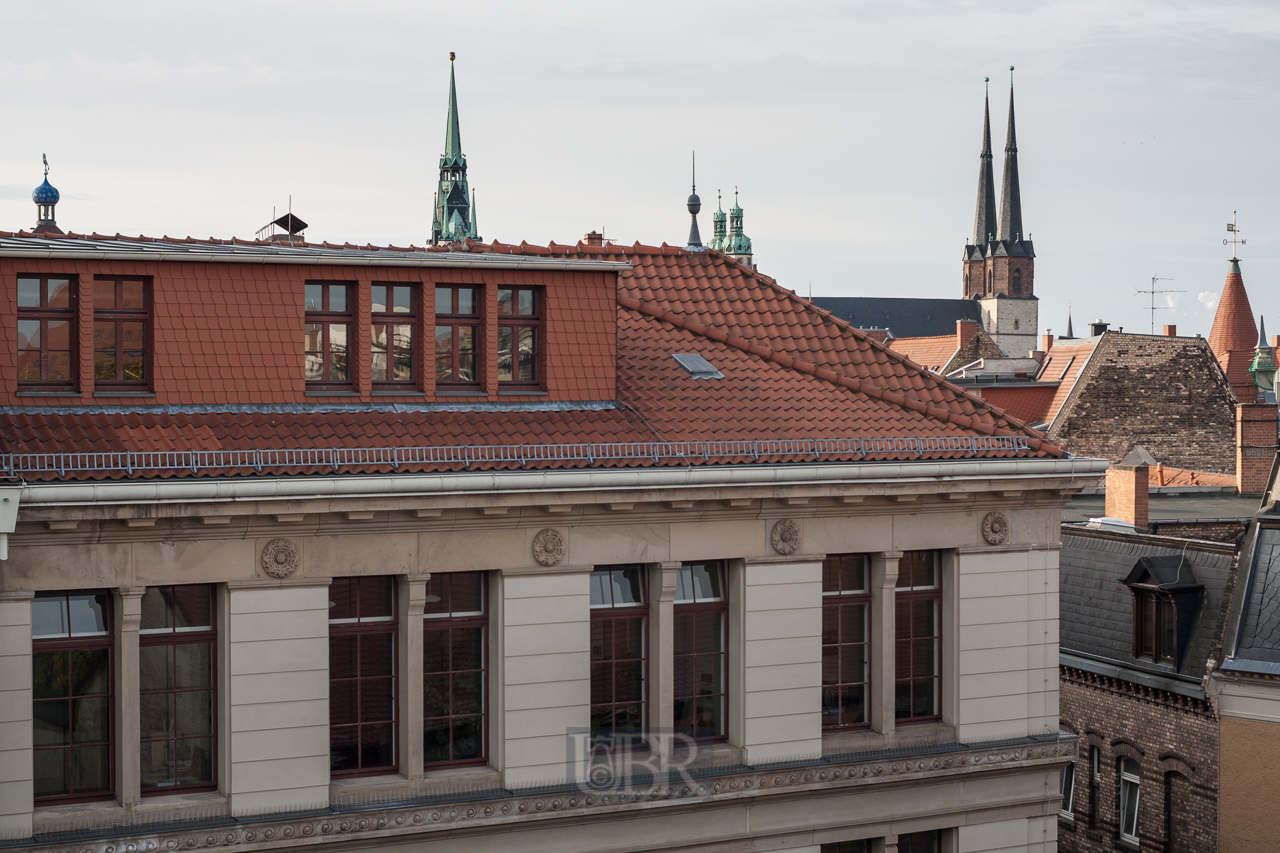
113,587 -> 145,807
870,553 -> 901,735
397,574 -> 430,779
0,591 -> 33,841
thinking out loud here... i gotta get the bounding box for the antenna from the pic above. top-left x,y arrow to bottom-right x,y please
1134,275 -> 1184,334
691,152 -> 696,193
1224,209 -> 1247,256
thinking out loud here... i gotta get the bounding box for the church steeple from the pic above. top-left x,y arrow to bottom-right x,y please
709,191 -> 727,252
997,68 -> 1024,243
971,79 -> 998,248
431,53 -> 480,246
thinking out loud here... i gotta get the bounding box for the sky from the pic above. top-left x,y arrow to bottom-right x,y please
1,0 -> 1278,341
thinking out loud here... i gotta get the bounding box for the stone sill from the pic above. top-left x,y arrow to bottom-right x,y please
821,721 -> 956,758
330,766 -> 502,808
33,790 -> 228,836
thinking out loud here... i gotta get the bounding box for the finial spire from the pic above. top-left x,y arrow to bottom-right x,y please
971,80 -> 998,247
686,151 -> 703,249
431,54 -> 479,245
1066,300 -> 1074,339
42,153 -> 49,178
997,68 -> 1024,242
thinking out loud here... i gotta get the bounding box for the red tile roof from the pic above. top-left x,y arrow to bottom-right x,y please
1041,338 -> 1101,427
884,335 -> 958,372
973,385 -> 1058,425
1208,261 -> 1258,400
0,239 -> 1063,480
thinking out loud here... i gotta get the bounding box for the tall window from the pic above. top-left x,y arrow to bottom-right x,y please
1060,761 -> 1076,818
423,573 -> 487,766
895,550 -> 941,722
94,277 -> 149,385
139,585 -> 216,793
898,831 -> 942,853
31,591 -> 112,803
371,284 -> 416,386
329,576 -> 396,776
673,561 -> 727,740
819,842 -> 868,853
17,275 -> 75,388
1134,590 -> 1176,663
590,566 -> 647,739
434,286 -> 479,384
497,287 -> 540,385
1119,757 -> 1141,844
822,554 -> 870,730
1088,745 -> 1101,828
305,282 -> 352,388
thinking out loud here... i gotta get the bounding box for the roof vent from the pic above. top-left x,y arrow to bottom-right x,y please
672,353 -> 723,379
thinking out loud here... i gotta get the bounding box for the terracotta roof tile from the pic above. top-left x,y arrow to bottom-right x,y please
1208,261 -> 1258,400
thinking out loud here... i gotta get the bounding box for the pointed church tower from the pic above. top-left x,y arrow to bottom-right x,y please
431,53 -> 480,246
967,69 -> 1038,358
723,188 -> 754,268
1208,256 -> 1260,401
709,191 -> 727,252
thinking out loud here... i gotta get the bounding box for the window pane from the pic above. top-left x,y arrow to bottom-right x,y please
435,287 -> 453,315
71,649 -> 110,696
140,645 -> 173,691
497,326 -> 513,381
590,572 -> 611,607
330,681 -> 357,726
496,289 -> 513,315
452,716 -> 483,759
614,617 -> 644,660
457,287 -> 476,315
611,568 -> 643,605
329,635 -> 357,679
452,669 -> 483,715
1141,595 -> 1156,656
172,586 -> 212,630
360,677 -> 394,723
452,626 -> 484,671
457,327 -> 475,381
329,577 -> 356,622
17,322 -> 41,380
328,324 -> 348,381
69,594 -> 108,636
33,748 -> 68,797
48,279 -> 72,308
33,701 -> 70,746
690,563 -> 723,602
33,595 -> 69,639
517,327 -> 536,381
18,278 -> 40,307
518,289 -> 535,316
695,612 -> 724,654
305,284 -> 323,311
393,286 -> 412,313
33,651 -> 68,699
358,576 -> 394,620
71,695 -> 110,745
175,643 -> 212,689
392,325 -> 413,380
1161,599 -> 1176,659
140,692 -> 173,740
94,283 -> 117,309
141,588 -> 172,631
360,633 -> 394,677
328,284 -> 347,312
435,325 -> 454,379
121,281 -> 145,309
360,722 -> 394,767
177,738 -> 213,785
371,285 -> 388,313
71,744 -> 111,793
450,574 -> 484,615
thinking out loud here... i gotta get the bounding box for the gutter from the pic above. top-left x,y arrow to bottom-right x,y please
17,456 -> 1110,508
0,247 -> 631,272
1060,651 -> 1205,700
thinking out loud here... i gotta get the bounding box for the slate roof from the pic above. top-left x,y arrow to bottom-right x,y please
809,297 -> 983,339
0,238 -> 1064,481
1060,527 -> 1236,681
1063,493 -> 1258,524
1228,523 -> 1280,670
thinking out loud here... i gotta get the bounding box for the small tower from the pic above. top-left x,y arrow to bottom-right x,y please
1209,251 -> 1260,402
1250,316 -> 1277,403
686,153 -> 703,250
32,154 -> 63,235
708,191 -> 727,252
722,188 -> 754,269
430,53 -> 480,246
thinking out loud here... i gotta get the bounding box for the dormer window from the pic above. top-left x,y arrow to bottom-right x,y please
1134,590 -> 1176,663
1122,555 -> 1201,667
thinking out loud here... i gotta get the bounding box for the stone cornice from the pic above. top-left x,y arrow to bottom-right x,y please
12,736 -> 1076,853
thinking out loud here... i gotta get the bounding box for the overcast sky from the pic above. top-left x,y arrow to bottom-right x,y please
2,1 -> 1277,341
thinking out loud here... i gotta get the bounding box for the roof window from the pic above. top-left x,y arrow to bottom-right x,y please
672,353 -> 723,379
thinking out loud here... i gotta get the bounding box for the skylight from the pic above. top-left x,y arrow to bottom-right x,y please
672,353 -> 724,379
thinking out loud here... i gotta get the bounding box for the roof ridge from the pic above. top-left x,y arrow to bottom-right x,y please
617,294 -> 1060,455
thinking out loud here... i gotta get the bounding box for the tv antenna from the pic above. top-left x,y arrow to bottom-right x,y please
1224,210 -> 1246,256
1135,275 -> 1183,334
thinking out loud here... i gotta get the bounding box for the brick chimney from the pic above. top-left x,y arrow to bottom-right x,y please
583,230 -> 604,247
1163,325 -> 1177,337
1237,403 -> 1279,494
957,320 -> 979,348
1041,333 -> 1053,352
1106,463 -> 1149,530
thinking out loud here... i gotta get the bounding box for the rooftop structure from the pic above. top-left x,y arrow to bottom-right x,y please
430,54 -> 480,246
1208,257 -> 1258,401
30,155 -> 62,236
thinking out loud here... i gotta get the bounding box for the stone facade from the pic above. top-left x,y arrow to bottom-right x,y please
1047,332 -> 1239,474
977,296 -> 1039,360
1058,667 -> 1218,853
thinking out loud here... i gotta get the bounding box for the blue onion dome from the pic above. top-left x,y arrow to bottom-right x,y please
32,177 -> 59,205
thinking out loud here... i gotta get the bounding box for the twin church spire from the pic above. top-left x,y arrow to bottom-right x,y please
964,69 -> 1033,301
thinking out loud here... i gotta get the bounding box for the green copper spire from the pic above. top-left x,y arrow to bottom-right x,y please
723,188 -> 753,266
431,52 -> 480,245
709,190 -> 727,252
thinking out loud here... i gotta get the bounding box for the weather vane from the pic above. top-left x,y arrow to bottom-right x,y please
42,153 -> 48,177
1224,210 -> 1246,257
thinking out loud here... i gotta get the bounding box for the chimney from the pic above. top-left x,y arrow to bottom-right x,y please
957,320 -> 979,348
1041,333 -> 1054,352
1237,403 -> 1279,495
1163,325 -> 1177,337
1105,463 -> 1149,530
1089,320 -> 1109,337
583,230 -> 604,247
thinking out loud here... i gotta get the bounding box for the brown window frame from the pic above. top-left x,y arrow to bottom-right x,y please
139,585 -> 217,795
93,277 -> 150,387
422,573 -> 488,768
1133,589 -> 1177,664
819,842 -> 869,853
895,550 -> 942,724
371,283 -> 418,387
590,566 -> 648,741
898,830 -> 943,853
822,553 -> 871,731
17,274 -> 77,389
497,286 -> 541,388
304,282 -> 354,390
32,590 -> 114,805
673,561 -> 729,742
433,286 -> 481,386
328,576 -> 398,778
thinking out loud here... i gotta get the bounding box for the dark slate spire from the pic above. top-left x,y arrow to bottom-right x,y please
997,68 -> 1024,243
971,79 -> 998,247
686,152 -> 703,250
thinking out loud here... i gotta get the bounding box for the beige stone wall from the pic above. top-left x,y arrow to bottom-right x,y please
0,592 -> 32,840
1220,714 -> 1280,853
225,580 -> 331,816
958,815 -> 1056,852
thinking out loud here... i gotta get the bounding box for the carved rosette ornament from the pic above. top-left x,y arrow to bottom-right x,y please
770,519 -> 801,555
532,528 -> 566,566
981,511 -> 1010,546
261,538 -> 299,578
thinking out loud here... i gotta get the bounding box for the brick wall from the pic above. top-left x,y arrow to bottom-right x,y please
1059,667 -> 1218,853
1146,519 -> 1247,544
0,258 -> 618,406
1105,464 -> 1148,528
1048,333 -> 1239,474
1236,403 -> 1279,495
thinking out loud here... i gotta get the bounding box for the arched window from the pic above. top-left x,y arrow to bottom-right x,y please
1012,270 -> 1022,296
